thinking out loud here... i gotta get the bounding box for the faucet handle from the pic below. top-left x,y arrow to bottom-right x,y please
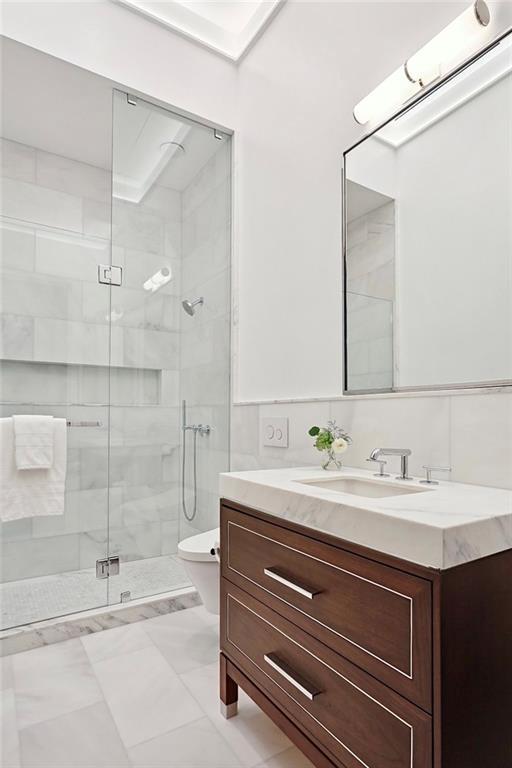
366,457 -> 390,478
420,466 -> 451,485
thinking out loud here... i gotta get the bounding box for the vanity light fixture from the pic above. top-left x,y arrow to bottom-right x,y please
353,0 -> 491,125
143,266 -> 172,293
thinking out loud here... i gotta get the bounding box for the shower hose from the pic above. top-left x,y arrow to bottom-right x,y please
182,427 -> 198,522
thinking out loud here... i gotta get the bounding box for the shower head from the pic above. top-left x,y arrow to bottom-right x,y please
182,297 -> 204,316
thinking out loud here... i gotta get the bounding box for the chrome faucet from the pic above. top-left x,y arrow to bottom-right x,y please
369,448 -> 412,480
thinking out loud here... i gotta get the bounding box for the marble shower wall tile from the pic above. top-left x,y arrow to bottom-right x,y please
36,150 -> 110,203
2,270 -> 83,322
78,522 -> 162,569
112,200 -> 164,254
2,177 -> 83,232
1,138 -> 36,183
0,218 -> 36,272
2,534 -> 81,582
82,198 -> 111,239
0,315 -> 34,360
180,143 -> 231,534
35,228 -> 109,282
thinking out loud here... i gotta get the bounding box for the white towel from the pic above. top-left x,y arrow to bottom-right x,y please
13,415 -> 54,470
0,417 -> 67,521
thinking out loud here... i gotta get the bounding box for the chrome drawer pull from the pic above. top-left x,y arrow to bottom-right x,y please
263,567 -> 321,600
264,653 -> 321,701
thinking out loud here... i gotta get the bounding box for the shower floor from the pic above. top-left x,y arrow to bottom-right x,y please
0,555 -> 189,630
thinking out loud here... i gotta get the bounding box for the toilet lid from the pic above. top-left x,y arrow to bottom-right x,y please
178,528 -> 220,562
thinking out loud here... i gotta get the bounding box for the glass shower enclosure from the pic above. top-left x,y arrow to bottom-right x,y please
0,39 -> 231,630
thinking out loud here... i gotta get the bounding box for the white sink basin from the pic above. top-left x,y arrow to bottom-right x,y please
296,476 -> 431,499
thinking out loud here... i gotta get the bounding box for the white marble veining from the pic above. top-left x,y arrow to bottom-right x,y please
220,466 -> 512,569
0,589 -> 200,657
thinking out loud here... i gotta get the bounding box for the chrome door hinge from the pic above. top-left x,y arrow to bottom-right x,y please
96,556 -> 120,579
98,264 -> 123,286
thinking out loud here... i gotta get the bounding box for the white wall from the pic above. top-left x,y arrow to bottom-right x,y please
234,0 -> 510,401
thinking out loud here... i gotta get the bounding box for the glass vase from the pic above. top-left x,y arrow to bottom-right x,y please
321,449 -> 342,471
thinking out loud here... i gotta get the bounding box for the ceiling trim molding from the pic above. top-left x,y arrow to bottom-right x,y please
111,0 -> 285,62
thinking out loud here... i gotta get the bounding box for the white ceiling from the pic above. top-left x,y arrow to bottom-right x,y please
113,0 -> 284,60
1,38 -> 227,193
113,91 -> 226,199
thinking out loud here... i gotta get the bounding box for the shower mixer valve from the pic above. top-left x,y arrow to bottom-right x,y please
183,423 -> 211,436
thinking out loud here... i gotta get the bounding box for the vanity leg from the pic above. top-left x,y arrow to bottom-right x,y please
220,653 -> 238,719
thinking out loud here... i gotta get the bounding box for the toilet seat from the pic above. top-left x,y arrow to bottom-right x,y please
178,528 -> 220,563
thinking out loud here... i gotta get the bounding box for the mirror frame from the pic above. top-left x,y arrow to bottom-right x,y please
342,27 -> 512,396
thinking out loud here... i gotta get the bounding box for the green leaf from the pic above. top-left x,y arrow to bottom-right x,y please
308,426 -> 320,436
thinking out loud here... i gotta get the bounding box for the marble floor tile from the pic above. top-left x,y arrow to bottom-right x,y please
81,622 -> 152,664
256,746 -> 316,768
127,716 -> 243,768
1,687 -> 21,768
180,662 -> 292,768
12,639 -> 103,729
19,702 -> 130,768
92,645 -> 203,748
2,606 -> 312,768
142,604 -> 219,674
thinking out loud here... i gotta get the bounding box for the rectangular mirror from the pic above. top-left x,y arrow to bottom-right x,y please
343,30 -> 512,394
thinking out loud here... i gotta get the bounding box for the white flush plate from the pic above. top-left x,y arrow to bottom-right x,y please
261,417 -> 289,448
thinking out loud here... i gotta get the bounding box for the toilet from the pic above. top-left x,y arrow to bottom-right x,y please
178,528 -> 220,614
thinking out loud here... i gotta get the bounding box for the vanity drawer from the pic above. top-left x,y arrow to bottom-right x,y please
222,581 -> 432,768
221,505 -> 432,711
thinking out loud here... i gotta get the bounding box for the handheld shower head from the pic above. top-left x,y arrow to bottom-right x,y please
182,297 -> 204,316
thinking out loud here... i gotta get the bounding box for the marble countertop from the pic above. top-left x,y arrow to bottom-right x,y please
219,466 -> 512,569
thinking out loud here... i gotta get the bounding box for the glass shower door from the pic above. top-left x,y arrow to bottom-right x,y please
0,38 -> 113,628
109,90 -> 231,604
108,90 -> 187,604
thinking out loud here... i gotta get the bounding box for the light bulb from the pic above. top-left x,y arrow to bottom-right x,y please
353,65 -> 419,126
406,0 -> 491,85
353,1 -> 492,125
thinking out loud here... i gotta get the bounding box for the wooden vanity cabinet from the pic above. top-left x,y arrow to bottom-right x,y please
219,499 -> 512,768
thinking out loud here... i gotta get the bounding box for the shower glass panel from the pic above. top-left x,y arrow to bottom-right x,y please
0,41 -> 231,630
0,39 -> 112,628
110,91 -> 231,602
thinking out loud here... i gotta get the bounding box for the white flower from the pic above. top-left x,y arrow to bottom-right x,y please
332,437 -> 348,454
